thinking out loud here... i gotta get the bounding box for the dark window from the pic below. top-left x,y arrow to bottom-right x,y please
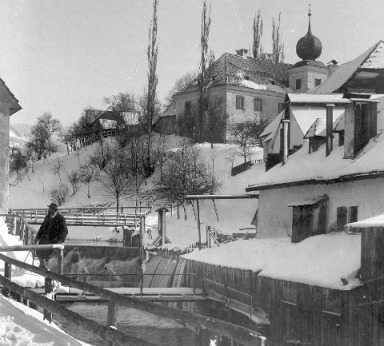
348,206 -> 358,223
278,103 -> 285,113
236,96 -> 245,110
185,101 -> 191,115
244,76 -> 250,80
337,206 -> 358,230
291,199 -> 327,243
315,78 -> 322,86
337,207 -> 348,231
254,98 -> 262,112
354,103 -> 376,154
295,78 -> 302,90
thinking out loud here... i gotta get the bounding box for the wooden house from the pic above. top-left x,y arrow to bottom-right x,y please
242,39 -> 384,344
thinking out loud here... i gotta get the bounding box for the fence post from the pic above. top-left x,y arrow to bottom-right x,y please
2,262 -> 11,296
106,300 -> 118,346
34,210 -> 37,223
58,249 -> 64,275
44,274 -> 53,322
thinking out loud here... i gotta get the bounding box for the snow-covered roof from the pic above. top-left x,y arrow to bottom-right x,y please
288,93 -> 350,104
346,213 -> 384,229
261,110 -> 284,138
312,41 -> 384,94
247,129 -> 384,191
182,233 -> 361,290
304,118 -> 326,138
290,106 -> 345,134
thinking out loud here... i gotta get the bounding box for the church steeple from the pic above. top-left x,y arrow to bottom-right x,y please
296,6 -> 322,61
288,6 -> 328,92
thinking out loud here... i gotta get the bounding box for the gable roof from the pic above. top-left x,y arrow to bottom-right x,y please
291,105 -> 345,135
180,53 -> 291,95
0,78 -> 22,115
312,41 -> 384,94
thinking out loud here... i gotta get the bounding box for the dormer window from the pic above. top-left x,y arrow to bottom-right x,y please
344,98 -> 378,158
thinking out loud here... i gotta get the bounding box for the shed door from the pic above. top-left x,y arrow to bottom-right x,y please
292,206 -> 313,243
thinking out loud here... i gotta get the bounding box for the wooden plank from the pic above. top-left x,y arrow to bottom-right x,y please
0,253 -> 264,346
0,276 -> 153,346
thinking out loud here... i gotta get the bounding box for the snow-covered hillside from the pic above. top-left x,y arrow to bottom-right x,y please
9,135 -> 263,247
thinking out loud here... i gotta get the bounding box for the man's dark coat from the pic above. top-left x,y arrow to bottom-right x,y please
36,213 -> 68,259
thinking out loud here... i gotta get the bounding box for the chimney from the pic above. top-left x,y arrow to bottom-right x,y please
236,49 -> 248,58
282,119 -> 290,164
327,60 -> 338,77
325,104 -> 335,156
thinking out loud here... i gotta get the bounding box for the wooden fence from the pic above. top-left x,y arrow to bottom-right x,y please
0,250 -> 265,346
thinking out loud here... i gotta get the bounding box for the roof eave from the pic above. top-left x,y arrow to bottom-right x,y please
246,170 -> 384,192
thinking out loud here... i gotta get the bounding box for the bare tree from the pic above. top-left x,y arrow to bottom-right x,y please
98,146 -> 133,213
197,0 -> 212,143
228,117 -> 270,162
50,183 -> 70,206
10,147 -> 28,180
153,141 -> 221,203
79,163 -> 99,198
68,170 -> 81,196
143,0 -> 159,177
252,9 -> 263,59
50,156 -> 63,183
272,12 -> 284,64
30,113 -> 61,158
204,94 -> 226,148
165,71 -> 197,108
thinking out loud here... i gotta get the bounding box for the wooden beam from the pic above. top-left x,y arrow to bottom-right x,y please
0,276 -> 154,346
0,253 -> 264,346
185,194 -> 259,200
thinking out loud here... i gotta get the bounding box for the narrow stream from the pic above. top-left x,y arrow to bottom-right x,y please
53,302 -> 238,346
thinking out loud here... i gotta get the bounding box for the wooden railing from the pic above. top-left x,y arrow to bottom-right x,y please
10,206 -> 152,226
202,277 -> 256,319
0,251 -> 265,346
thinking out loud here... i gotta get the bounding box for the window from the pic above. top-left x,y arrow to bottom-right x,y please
315,78 -> 322,86
278,103 -> 285,113
184,101 -> 191,115
354,102 -> 376,154
254,98 -> 262,112
295,78 -> 302,90
236,96 -> 245,110
337,206 -> 358,230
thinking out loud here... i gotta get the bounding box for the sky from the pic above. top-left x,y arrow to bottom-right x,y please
1,0 -> 384,127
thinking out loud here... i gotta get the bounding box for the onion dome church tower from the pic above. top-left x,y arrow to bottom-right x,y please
288,7 -> 328,92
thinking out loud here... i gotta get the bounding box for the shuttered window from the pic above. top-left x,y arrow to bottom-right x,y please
236,96 -> 245,110
254,98 -> 262,112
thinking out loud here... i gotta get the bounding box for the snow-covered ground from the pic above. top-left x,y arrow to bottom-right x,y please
0,218 -> 91,345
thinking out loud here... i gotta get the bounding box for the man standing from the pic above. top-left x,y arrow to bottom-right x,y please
35,203 -> 68,267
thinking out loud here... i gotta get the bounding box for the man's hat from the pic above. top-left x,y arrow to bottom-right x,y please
47,203 -> 58,210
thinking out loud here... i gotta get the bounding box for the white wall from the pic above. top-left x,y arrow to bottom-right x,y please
257,178 -> 384,239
